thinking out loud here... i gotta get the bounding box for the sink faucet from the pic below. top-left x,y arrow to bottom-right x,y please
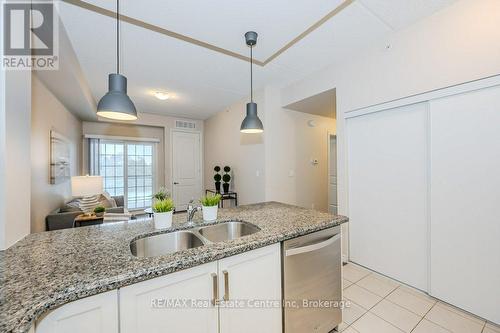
186,200 -> 201,225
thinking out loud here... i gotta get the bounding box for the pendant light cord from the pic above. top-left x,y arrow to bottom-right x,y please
116,0 -> 120,74
250,45 -> 253,102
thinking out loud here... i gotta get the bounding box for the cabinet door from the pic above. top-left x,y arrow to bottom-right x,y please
430,85 -> 500,324
36,291 -> 118,333
347,103 -> 429,291
120,261 -> 218,333
218,243 -> 282,333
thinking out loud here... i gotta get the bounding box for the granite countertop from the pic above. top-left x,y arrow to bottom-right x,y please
0,202 -> 348,333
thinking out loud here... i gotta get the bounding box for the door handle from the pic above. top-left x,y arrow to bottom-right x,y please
285,234 -> 341,257
223,270 -> 229,301
211,273 -> 218,306
173,182 -> 179,185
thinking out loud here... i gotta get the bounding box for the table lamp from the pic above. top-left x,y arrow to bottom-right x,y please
71,175 -> 103,214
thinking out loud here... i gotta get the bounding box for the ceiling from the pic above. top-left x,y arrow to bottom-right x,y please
285,88 -> 336,119
57,0 -> 455,120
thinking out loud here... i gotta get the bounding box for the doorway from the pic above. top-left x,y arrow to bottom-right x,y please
171,130 -> 202,211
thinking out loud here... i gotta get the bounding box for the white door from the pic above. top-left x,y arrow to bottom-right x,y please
347,102 -> 429,291
429,85 -> 500,324
120,262 -> 218,333
219,244 -> 282,333
36,291 -> 118,333
328,135 -> 338,215
172,130 -> 202,211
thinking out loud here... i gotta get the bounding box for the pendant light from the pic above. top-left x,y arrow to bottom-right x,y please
96,0 -> 137,121
240,31 -> 263,133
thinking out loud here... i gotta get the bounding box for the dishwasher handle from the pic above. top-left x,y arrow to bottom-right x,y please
285,233 -> 341,257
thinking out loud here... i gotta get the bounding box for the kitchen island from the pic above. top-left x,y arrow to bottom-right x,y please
0,202 -> 348,333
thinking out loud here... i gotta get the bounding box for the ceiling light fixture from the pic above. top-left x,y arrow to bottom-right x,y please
240,31 -> 263,134
96,0 -> 137,121
154,91 -> 170,100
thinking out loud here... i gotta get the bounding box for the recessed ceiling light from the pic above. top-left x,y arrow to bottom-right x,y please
154,91 -> 170,100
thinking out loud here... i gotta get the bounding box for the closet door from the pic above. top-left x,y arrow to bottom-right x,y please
347,103 -> 429,291
430,85 -> 500,324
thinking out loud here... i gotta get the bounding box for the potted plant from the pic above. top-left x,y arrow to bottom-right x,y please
214,166 -> 221,193
200,194 -> 221,221
153,186 -> 170,201
222,166 -> 231,193
152,197 -> 175,229
93,205 -> 105,217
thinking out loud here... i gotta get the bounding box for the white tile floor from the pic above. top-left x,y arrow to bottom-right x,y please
338,262 -> 500,333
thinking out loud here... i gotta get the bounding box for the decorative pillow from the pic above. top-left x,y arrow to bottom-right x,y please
79,195 -> 100,213
101,191 -> 118,208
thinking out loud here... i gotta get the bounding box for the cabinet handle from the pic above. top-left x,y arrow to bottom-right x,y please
211,273 -> 218,306
223,270 -> 229,301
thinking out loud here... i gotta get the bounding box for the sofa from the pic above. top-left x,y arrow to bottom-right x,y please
45,195 -> 125,231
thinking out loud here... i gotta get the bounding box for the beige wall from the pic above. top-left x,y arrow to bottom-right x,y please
203,89 -> 335,211
264,86 -> 335,211
204,95 -> 265,205
30,75 -> 82,233
82,121 -> 165,191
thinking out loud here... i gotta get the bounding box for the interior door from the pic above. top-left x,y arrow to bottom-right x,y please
347,102 -> 429,291
429,85 -> 500,324
328,135 -> 338,215
172,130 -> 201,211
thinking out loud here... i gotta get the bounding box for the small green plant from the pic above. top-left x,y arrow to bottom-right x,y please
153,198 -> 174,213
153,186 -> 170,201
223,166 -> 231,173
222,166 -> 231,184
200,194 -> 221,207
214,173 -> 222,182
214,166 -> 221,172
94,206 -> 105,214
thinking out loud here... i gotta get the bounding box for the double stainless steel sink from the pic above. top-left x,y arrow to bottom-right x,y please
130,221 -> 261,258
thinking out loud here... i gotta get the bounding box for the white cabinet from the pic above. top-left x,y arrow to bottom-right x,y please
35,290 -> 118,333
219,243 -> 282,333
347,102 -> 429,291
429,85 -> 500,324
120,261 -> 219,333
119,243 -> 282,333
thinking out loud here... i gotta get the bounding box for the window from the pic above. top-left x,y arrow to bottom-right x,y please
90,139 -> 155,210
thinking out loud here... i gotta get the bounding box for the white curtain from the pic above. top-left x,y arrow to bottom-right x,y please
88,138 -> 100,176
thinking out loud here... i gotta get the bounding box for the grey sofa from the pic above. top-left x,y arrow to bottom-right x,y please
45,196 -> 125,231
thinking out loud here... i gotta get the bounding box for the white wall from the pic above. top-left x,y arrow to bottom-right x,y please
281,0 -> 500,218
0,69 -> 32,249
31,75 -> 82,233
204,95 -> 266,205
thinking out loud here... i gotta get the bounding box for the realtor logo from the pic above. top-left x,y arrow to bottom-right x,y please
2,1 -> 59,70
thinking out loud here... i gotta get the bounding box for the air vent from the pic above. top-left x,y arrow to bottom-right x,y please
175,120 -> 196,129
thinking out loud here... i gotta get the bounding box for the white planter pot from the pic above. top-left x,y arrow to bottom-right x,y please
202,205 -> 218,221
154,211 -> 173,229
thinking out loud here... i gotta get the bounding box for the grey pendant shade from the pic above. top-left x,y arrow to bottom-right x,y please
96,0 -> 137,121
240,31 -> 263,133
97,74 -> 137,120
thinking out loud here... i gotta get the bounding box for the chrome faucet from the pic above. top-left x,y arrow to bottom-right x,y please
186,200 -> 201,225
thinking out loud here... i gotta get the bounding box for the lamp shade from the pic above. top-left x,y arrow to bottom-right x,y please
240,102 -> 263,133
71,176 -> 103,197
97,74 -> 137,120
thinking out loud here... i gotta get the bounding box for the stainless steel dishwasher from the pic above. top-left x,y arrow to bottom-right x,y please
282,226 -> 342,333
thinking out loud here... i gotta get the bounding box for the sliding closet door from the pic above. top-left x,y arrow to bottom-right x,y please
347,103 -> 429,291
430,86 -> 500,324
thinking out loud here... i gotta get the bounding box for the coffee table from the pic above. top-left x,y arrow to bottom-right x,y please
73,214 -> 104,228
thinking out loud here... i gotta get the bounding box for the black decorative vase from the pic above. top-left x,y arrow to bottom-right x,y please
223,183 -> 229,193
215,181 -> 221,193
